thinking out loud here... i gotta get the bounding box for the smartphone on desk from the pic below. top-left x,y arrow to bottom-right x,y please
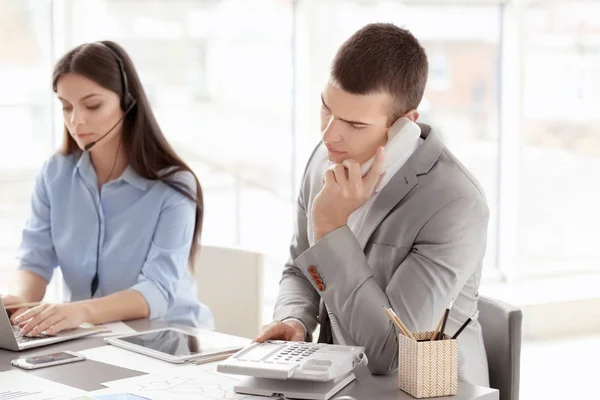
11,351 -> 86,370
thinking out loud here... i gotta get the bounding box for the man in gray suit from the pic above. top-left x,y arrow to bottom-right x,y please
256,23 -> 490,386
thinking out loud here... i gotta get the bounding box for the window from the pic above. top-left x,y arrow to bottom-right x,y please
520,1 -> 600,276
1,0 -> 597,315
0,0 -> 54,293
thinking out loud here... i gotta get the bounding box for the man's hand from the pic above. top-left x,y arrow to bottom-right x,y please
14,302 -> 90,336
255,320 -> 305,343
312,147 -> 386,241
1,294 -> 30,324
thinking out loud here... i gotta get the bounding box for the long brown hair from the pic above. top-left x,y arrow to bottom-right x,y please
52,41 -> 203,268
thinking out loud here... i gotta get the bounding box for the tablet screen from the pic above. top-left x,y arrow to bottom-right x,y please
118,329 -> 205,357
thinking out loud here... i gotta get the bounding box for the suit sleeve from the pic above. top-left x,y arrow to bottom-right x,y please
272,147 -> 322,341
272,191 -> 321,341
291,196 -> 489,374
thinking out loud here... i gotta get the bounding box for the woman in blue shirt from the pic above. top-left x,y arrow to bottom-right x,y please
1,41 -> 214,335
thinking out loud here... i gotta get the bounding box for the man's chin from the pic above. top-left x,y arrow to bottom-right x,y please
327,152 -> 347,164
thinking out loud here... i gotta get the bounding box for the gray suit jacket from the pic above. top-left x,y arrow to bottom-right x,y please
273,123 -> 490,386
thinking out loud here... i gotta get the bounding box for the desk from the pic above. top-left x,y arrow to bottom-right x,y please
0,320 -> 498,400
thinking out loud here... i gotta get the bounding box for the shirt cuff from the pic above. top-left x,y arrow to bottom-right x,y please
130,280 -> 168,319
282,317 -> 308,338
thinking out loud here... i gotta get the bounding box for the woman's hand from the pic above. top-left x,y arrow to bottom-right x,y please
0,294 -> 30,325
15,302 -> 89,336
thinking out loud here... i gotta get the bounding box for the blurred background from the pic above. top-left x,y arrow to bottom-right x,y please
0,0 -> 598,398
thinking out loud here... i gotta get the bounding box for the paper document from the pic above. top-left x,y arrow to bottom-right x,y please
103,363 -> 262,400
0,370 -> 86,400
85,322 -> 137,338
80,345 -> 183,374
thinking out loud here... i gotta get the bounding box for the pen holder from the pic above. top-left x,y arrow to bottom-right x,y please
397,331 -> 458,398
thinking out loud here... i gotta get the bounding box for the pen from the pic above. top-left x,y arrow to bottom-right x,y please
452,311 -> 478,339
430,314 -> 444,342
431,300 -> 453,341
436,305 -> 451,340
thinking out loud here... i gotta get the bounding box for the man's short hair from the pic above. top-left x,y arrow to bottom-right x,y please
331,23 -> 429,123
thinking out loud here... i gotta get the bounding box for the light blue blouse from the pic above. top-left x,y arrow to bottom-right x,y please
17,151 -> 214,328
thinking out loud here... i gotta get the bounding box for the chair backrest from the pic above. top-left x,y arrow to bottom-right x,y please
478,295 -> 523,400
193,245 -> 264,339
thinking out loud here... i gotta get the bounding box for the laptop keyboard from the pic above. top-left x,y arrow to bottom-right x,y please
11,325 -> 54,343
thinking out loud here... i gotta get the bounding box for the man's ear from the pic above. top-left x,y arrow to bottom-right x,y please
403,109 -> 419,122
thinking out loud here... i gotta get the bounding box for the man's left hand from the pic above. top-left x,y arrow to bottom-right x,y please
311,147 -> 386,241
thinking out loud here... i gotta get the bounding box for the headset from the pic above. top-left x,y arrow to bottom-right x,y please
84,42 -> 137,151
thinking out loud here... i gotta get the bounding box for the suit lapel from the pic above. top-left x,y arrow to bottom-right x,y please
355,124 -> 444,249
355,164 -> 418,249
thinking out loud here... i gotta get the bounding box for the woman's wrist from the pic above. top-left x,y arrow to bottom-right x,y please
77,300 -> 96,324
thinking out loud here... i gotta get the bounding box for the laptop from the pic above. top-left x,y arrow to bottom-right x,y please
0,301 -> 108,351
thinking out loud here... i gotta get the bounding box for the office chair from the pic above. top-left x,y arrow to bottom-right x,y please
478,295 -> 523,400
194,245 -> 264,339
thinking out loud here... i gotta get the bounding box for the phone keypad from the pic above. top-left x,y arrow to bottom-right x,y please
270,342 -> 321,364
235,341 -> 323,365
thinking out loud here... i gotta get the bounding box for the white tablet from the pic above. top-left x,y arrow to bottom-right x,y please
105,327 -> 249,364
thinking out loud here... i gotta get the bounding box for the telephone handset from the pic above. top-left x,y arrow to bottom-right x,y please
359,117 -> 421,176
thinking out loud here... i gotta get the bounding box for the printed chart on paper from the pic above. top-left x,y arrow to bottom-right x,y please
103,364 -> 262,400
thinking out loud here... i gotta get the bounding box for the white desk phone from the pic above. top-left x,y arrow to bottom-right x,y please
217,340 -> 364,381
218,340 -> 366,400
